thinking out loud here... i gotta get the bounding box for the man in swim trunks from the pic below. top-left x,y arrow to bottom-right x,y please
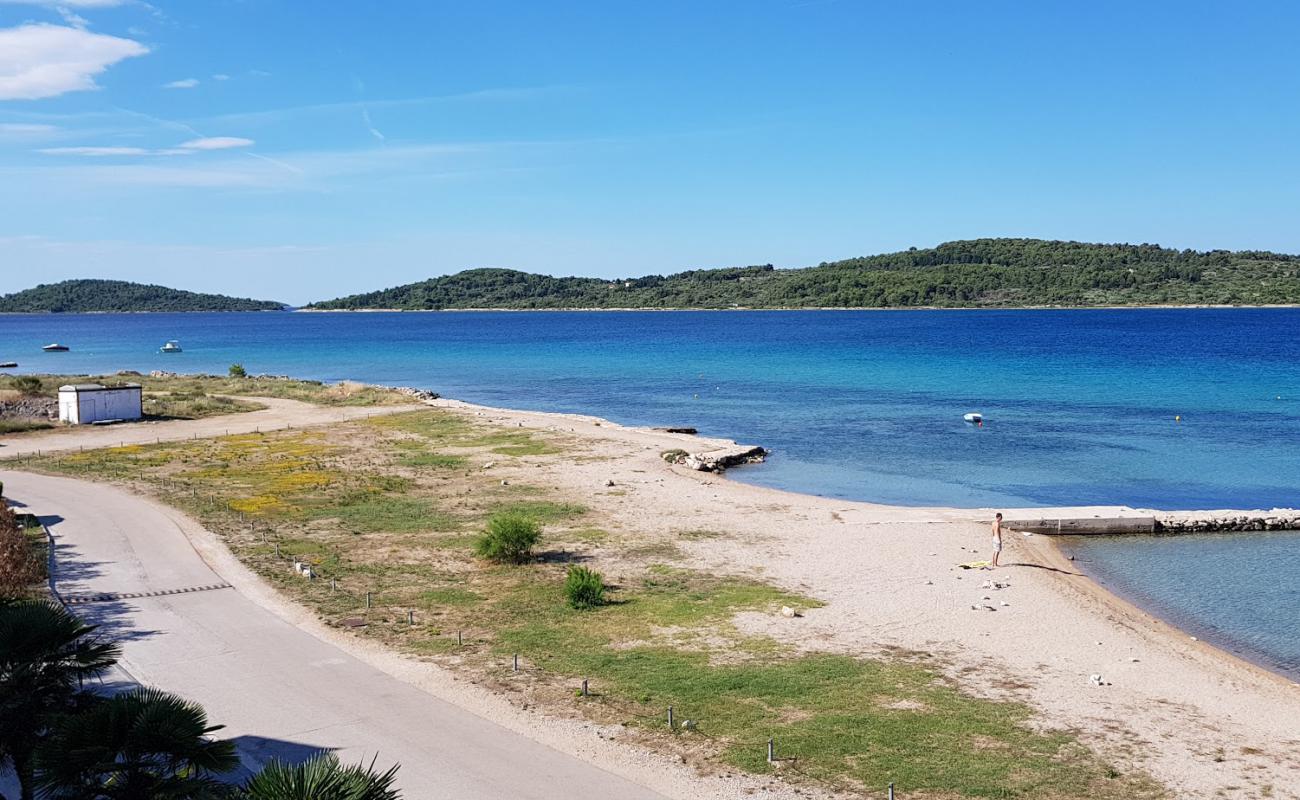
991,512 -> 1003,568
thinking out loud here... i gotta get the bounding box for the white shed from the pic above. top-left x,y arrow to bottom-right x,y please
58,384 -> 143,425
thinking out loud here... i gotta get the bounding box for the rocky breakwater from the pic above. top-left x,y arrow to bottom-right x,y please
663,444 -> 768,473
1155,511 -> 1300,533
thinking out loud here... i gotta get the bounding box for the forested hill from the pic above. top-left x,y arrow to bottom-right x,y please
0,280 -> 286,313
306,239 -> 1300,310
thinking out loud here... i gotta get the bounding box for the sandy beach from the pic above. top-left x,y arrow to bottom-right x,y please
423,397 -> 1300,799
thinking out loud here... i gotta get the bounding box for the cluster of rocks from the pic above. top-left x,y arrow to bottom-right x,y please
0,397 -> 57,421
380,386 -> 441,402
682,445 -> 768,473
1155,513 -> 1300,533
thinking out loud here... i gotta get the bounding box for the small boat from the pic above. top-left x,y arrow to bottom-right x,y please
0,362 -> 16,369
160,340 -> 183,353
42,343 -> 69,352
963,412 -> 983,424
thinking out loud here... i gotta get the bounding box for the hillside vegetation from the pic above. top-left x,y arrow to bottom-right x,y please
308,238 -> 1300,310
0,279 -> 286,313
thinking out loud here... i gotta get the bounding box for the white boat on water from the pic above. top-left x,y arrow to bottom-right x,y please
42,343 -> 69,352
160,340 -> 183,353
963,412 -> 983,424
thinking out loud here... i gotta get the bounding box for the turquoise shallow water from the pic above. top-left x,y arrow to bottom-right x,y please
2,307 -> 1298,677
1061,531 -> 1300,680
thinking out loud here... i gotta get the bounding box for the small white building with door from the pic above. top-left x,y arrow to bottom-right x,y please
58,384 -> 143,425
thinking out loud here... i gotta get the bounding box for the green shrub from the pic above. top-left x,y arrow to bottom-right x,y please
474,512 -> 540,564
228,363 -> 247,378
12,375 -> 44,396
661,449 -> 688,464
564,565 -> 606,609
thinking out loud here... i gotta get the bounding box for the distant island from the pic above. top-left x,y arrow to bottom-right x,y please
307,238 -> 1300,310
0,279 -> 286,313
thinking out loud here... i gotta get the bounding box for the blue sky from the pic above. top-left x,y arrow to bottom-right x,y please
2,1 -> 1298,304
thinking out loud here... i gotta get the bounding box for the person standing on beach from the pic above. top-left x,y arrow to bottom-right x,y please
991,512 -> 1003,568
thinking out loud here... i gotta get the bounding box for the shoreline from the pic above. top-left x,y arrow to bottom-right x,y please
292,303 -> 1300,313
436,395 -> 1300,686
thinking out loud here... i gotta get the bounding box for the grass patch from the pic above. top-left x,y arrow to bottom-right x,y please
308,495 -> 456,533
397,452 -> 467,469
419,588 -> 484,608
492,500 -> 587,523
142,391 -> 264,420
0,419 -> 53,434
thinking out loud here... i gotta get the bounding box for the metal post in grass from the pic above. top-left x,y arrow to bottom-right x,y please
767,738 -> 774,764
457,630 -> 462,646
888,782 -> 895,800
667,706 -> 674,730
331,577 -> 336,592
513,654 -> 519,671
581,679 -> 588,697
407,610 -> 414,625
274,543 -> 280,557
366,591 -> 372,609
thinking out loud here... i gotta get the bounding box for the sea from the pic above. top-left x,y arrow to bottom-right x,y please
2,308 -> 1298,676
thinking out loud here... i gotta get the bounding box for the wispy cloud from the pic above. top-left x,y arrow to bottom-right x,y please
163,77 -> 199,89
38,136 -> 254,157
361,109 -> 385,141
0,23 -> 147,100
0,122 -> 58,134
212,73 -> 230,81
196,85 -> 573,127
37,145 -> 153,156
0,0 -> 128,6
178,136 -> 253,150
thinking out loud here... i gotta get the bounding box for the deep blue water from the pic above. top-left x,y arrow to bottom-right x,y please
2,308 -> 1298,509
1062,531 -> 1300,680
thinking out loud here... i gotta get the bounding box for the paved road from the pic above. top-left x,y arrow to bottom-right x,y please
0,398 -> 422,459
4,471 -> 666,799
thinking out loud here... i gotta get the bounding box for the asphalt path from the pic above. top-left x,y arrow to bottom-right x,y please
4,471 -> 667,799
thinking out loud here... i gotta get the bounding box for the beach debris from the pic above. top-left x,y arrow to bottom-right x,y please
923,580 -> 933,585
501,479 -> 509,486
605,479 -> 615,487
1000,601 -> 1010,607
1129,657 -> 1140,662
682,719 -> 698,731
1089,674 -> 1109,687
780,606 -> 800,618
482,461 -> 496,470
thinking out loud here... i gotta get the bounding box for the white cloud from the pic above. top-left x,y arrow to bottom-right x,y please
178,136 -> 253,150
212,73 -> 229,81
163,77 -> 198,89
0,23 -> 147,100
37,145 -> 150,155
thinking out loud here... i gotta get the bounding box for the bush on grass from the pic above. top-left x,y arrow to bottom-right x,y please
12,375 -> 44,396
564,566 -> 606,610
474,512 -> 540,564
228,363 -> 247,378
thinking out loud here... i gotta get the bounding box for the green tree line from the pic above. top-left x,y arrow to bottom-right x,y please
0,280 -> 285,313
307,238 -> 1300,310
